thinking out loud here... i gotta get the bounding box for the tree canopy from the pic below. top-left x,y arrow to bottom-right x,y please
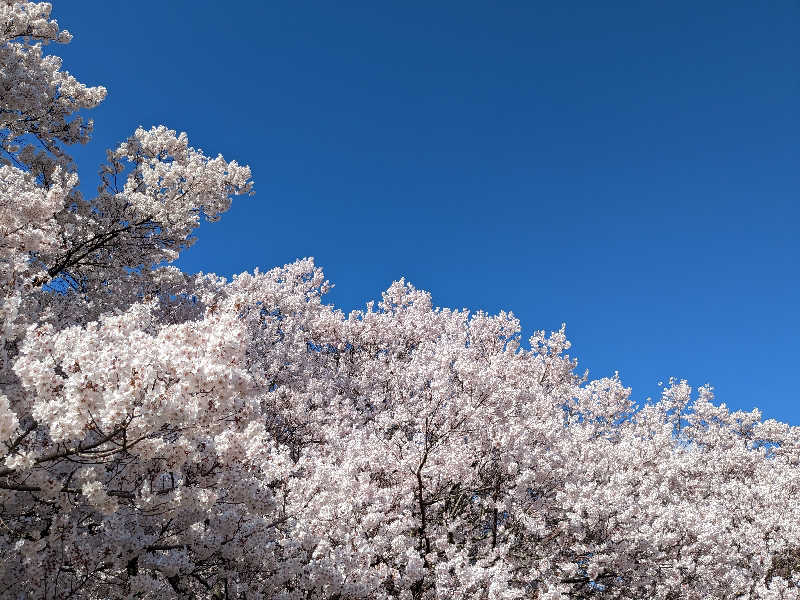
1,2 -> 799,598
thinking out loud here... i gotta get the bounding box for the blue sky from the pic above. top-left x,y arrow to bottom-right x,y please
56,2 -> 798,424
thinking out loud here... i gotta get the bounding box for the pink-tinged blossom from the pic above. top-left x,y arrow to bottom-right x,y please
0,2 -> 798,598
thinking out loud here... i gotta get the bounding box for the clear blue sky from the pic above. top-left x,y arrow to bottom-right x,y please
56,2 -> 798,424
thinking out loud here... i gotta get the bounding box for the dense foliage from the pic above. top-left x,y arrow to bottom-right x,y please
1,3 -> 799,598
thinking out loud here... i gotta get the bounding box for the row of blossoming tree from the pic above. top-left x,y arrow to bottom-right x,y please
1,2 -> 799,598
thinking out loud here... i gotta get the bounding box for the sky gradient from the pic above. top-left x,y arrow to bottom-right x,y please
56,1 -> 799,424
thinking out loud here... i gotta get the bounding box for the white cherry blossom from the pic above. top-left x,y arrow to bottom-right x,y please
0,2 -> 798,598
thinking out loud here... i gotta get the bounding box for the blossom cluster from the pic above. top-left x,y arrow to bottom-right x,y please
1,2 -> 798,598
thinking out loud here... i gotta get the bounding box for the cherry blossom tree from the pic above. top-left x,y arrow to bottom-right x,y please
1,2 -> 799,598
